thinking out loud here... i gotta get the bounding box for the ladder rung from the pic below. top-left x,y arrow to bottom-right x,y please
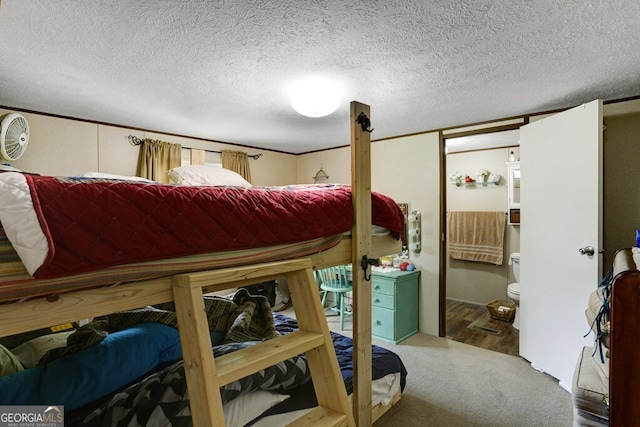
173,260 -> 354,426
286,406 -> 348,427
215,330 -> 325,386
174,258 -> 313,292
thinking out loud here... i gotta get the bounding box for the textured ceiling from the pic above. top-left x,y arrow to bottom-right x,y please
1,1 -> 640,154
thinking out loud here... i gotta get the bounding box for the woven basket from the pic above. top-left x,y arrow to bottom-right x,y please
486,299 -> 516,322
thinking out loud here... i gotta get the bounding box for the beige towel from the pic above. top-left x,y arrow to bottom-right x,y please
448,211 -> 506,265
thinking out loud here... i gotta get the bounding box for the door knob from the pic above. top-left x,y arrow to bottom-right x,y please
578,246 -> 595,256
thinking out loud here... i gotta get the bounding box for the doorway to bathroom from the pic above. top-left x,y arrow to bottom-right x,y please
443,129 -> 521,356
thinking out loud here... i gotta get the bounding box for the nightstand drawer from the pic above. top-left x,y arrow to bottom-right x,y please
372,306 -> 395,339
346,266 -> 419,343
371,279 -> 395,296
372,292 -> 395,310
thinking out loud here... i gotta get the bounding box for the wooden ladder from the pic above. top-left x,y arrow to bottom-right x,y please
172,258 -> 355,427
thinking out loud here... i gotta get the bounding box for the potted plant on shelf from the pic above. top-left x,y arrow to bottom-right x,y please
476,169 -> 490,183
449,171 -> 464,187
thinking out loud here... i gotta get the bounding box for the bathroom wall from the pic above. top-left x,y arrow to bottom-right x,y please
446,146 -> 521,304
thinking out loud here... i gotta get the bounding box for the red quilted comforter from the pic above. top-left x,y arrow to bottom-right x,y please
25,176 -> 404,278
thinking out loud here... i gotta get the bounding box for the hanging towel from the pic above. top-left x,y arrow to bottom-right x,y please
447,211 -> 506,265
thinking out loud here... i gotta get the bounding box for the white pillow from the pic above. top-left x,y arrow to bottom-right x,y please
167,165 -> 252,188
0,344 -> 24,377
223,390 -> 288,427
80,172 -> 154,183
11,330 -> 75,368
0,165 -> 21,172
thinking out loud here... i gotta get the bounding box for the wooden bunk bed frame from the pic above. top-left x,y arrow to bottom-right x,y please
0,102 -> 402,426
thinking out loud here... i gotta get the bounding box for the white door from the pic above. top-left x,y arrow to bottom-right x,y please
519,100 -> 603,391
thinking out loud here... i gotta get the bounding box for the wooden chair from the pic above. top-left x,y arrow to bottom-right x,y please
316,265 -> 353,330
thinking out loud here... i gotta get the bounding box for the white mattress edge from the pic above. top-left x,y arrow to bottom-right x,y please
0,172 -> 48,275
250,372 -> 401,427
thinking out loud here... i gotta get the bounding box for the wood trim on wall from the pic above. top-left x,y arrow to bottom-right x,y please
442,122 -> 523,140
438,130 -> 447,337
3,95 -> 639,157
0,104 -> 289,156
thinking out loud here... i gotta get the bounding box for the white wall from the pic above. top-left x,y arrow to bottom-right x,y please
446,147 -> 520,304
98,125 -> 141,176
297,146 -> 350,185
298,132 -> 442,335
2,108 -> 297,185
447,148 -> 512,211
5,110 -> 99,175
374,134 -> 441,336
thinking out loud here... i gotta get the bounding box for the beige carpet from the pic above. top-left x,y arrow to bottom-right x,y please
288,307 -> 573,426
373,332 -> 573,426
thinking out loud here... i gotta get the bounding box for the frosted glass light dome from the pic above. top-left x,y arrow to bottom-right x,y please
290,77 -> 341,118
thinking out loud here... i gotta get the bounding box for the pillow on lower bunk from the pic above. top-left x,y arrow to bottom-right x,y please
224,390 -> 289,427
0,323 -> 223,410
0,344 -> 23,377
11,330 -> 74,368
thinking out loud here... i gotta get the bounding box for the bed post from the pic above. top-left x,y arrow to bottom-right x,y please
350,101 -> 373,426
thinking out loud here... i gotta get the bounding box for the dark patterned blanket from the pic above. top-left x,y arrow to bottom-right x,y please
78,341 -> 310,426
41,289 -> 277,364
66,314 -> 407,427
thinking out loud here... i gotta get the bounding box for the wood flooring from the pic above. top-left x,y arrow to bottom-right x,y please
446,299 -> 519,356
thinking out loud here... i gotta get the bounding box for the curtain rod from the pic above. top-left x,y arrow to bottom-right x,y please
127,135 -> 263,160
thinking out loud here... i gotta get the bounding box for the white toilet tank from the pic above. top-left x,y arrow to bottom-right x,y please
510,253 -> 520,282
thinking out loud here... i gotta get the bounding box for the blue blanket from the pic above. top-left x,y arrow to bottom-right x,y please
1,312 -> 407,426
272,313 -> 407,394
0,323 -> 192,409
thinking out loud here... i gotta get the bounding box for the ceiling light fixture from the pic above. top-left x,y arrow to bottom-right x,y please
290,77 -> 341,118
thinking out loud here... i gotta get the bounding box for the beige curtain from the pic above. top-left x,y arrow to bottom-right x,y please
137,139 -> 182,183
221,150 -> 252,183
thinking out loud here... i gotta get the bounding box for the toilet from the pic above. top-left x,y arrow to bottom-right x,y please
507,252 -> 521,329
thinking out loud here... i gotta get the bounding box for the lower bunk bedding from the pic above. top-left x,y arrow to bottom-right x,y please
0,293 -> 407,427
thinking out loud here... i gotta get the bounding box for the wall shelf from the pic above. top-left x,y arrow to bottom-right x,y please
451,179 -> 501,188
507,161 -> 520,225
450,170 -> 501,188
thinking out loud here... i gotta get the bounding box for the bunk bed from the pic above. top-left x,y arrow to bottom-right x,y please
0,103 -> 405,426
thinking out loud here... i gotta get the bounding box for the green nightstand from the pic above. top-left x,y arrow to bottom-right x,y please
370,268 -> 420,344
